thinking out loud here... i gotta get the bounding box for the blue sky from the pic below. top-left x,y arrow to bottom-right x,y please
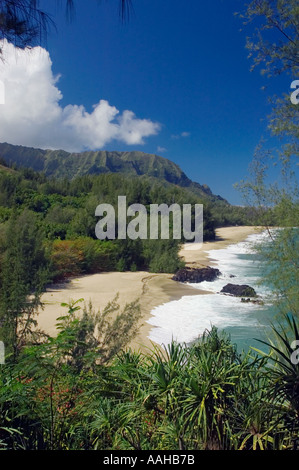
2,0 -> 291,204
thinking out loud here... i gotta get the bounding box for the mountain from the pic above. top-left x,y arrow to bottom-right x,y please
0,142 -> 227,203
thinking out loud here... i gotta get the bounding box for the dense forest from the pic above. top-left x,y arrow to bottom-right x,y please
0,157 -> 259,281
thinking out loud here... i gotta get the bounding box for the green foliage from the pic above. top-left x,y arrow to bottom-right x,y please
49,238 -> 116,280
252,314 -> 299,447
211,202 -> 260,227
0,143 -> 223,202
236,1 -> 298,330
0,164 -> 245,279
0,210 -> 50,359
145,239 -> 184,274
238,0 -> 299,78
237,0 -> 298,207
255,228 -> 299,318
84,322 -> 299,451
0,296 -> 142,450
1,317 -> 298,450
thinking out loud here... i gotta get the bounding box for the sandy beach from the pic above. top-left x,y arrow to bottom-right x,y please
37,225 -> 261,351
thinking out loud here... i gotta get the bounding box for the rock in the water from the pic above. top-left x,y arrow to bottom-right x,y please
172,266 -> 221,283
221,283 -> 257,297
241,297 -> 264,305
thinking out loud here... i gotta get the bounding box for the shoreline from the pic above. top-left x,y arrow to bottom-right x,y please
37,226 -> 262,352
131,225 -> 262,350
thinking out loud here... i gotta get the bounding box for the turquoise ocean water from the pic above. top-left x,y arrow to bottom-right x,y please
147,231 -> 277,353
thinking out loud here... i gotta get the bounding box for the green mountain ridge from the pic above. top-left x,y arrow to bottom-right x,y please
0,142 -> 227,204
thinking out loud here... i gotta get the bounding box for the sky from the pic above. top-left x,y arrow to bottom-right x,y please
0,0 -> 291,204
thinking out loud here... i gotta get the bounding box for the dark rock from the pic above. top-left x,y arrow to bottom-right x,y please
241,297 -> 264,305
172,266 -> 221,283
221,283 -> 257,298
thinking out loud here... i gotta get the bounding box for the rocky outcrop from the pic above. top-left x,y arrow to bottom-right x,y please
220,283 -> 257,297
172,266 -> 221,283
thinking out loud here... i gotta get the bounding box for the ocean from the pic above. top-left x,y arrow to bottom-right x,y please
147,230 -> 277,353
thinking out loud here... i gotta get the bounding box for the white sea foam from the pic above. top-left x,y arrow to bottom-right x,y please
147,230 -> 272,347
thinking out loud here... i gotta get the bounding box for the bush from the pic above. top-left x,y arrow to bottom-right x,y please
49,238 -> 116,280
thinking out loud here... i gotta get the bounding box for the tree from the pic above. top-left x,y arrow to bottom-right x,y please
238,0 -> 299,77
0,0 -> 54,52
0,209 -> 50,359
0,0 -> 133,56
239,0 -> 298,162
236,1 -> 299,319
238,0 -> 298,162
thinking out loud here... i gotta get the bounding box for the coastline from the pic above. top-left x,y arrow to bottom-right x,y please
37,225 -> 261,351
131,225 -> 262,350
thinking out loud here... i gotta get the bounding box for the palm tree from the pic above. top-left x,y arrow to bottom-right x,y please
254,314 -> 299,449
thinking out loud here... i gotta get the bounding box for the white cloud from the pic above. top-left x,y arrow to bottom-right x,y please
157,146 -> 167,153
171,131 -> 190,140
0,40 -> 160,152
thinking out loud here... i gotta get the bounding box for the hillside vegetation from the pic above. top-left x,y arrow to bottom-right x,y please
0,143 -> 226,202
0,146 -> 265,282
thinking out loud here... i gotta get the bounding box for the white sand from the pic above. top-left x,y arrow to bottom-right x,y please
37,226 -> 262,351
